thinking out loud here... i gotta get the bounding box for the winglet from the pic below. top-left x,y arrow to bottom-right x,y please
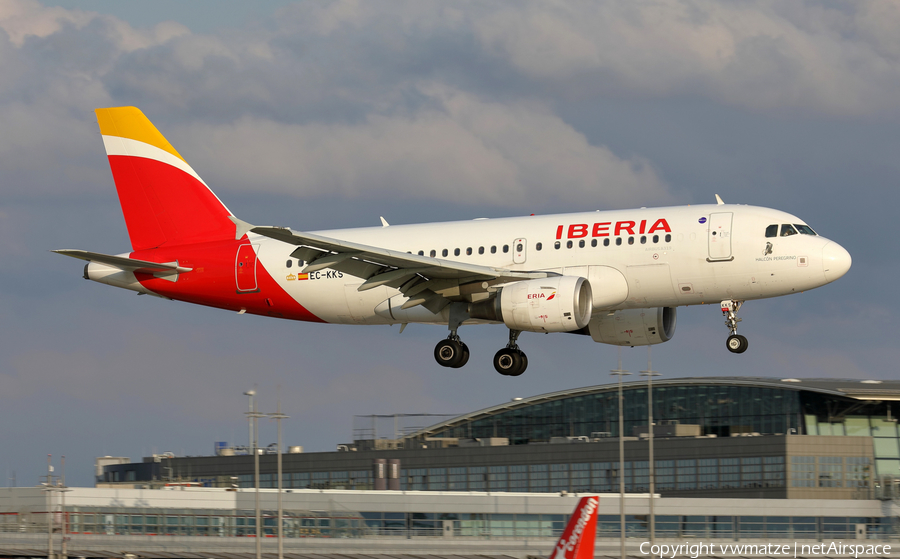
380,216 -> 390,227
228,216 -> 256,240
715,194 -> 725,205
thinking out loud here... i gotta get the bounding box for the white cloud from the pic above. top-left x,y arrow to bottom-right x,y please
474,0 -> 900,115
174,86 -> 669,208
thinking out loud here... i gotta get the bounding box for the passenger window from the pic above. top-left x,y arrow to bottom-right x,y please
765,224 -> 778,238
503,245 -> 509,253
554,241 -> 561,250
442,249 -> 448,257
491,246 -> 497,254
566,240 -> 573,249
616,238 -> 622,246
454,248 -> 461,256
604,239 -> 610,247
286,260 -> 292,268
665,234 -> 671,242
535,242 -> 542,251
417,250 -> 424,256
780,224 -> 798,237
795,224 -> 817,236
430,250 -> 436,257
478,246 -> 485,255
578,240 -> 585,248
653,235 -> 659,243
640,236 -> 646,244
628,237 -> 635,245
466,247 -> 472,256
516,243 -> 523,252
591,239 -> 597,247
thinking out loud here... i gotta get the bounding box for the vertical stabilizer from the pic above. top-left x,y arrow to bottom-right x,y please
549,496 -> 599,559
95,107 -> 236,250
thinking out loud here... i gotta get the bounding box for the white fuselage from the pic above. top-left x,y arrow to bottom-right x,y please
259,203 -> 849,325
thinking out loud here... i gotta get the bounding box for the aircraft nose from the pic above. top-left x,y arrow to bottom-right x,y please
822,241 -> 851,282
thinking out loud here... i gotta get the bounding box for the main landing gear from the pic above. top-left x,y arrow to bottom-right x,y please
721,299 -> 749,354
432,327 -> 529,376
433,330 -> 529,376
434,335 -> 470,368
493,330 -> 527,377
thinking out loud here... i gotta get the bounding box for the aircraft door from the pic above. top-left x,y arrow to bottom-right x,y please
513,239 -> 527,264
707,212 -> 734,261
235,244 -> 260,292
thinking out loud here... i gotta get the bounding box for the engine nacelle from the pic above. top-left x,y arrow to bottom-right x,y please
470,276 -> 592,333
578,307 -> 676,346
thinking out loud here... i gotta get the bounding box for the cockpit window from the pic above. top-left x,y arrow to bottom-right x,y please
765,224 -> 778,238
794,224 -> 817,236
780,224 -> 798,237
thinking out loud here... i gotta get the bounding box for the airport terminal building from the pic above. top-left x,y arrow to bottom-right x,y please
3,377 -> 900,556
100,377 -> 900,500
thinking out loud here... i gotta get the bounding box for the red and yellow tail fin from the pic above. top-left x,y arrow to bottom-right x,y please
96,107 -> 236,250
550,496 -> 598,559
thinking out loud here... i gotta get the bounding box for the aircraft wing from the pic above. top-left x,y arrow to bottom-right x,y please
244,221 -> 555,313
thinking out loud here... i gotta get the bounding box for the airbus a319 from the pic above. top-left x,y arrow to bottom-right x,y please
56,107 -> 852,376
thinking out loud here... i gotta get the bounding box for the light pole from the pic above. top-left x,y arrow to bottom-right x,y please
245,389 -> 264,559
243,390 -> 255,452
268,397 -> 289,559
60,456 -> 69,559
44,454 -> 54,559
640,347 -> 661,547
610,348 -> 630,559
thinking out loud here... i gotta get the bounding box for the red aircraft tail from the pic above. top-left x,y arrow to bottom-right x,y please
550,496 -> 599,559
95,107 -> 237,251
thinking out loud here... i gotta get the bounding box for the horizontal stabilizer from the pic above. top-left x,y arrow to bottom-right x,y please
53,249 -> 191,274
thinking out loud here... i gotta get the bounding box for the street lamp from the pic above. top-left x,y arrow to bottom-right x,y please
640,347 -> 661,547
243,390 -> 256,451
610,348 -> 630,559
245,389 -> 265,559
268,397 -> 289,559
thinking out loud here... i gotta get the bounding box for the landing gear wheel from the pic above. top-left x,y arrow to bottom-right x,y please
434,339 -> 466,368
453,343 -> 470,369
493,348 -> 527,376
726,334 -> 748,354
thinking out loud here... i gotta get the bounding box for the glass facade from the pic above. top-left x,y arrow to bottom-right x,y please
3,507 -> 894,541
428,384 -> 803,442
395,456 -> 792,493
238,470 -> 373,490
421,382 -> 900,477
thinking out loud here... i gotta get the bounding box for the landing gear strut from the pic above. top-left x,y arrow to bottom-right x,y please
493,330 -> 528,376
434,303 -> 470,368
721,299 -> 748,354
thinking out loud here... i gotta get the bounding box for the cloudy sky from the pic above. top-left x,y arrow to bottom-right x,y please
1,0 -> 898,487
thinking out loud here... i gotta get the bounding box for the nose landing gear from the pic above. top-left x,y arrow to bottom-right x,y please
721,299 -> 748,354
493,330 -> 527,376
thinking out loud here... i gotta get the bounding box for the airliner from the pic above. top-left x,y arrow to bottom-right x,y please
55,107 -> 852,376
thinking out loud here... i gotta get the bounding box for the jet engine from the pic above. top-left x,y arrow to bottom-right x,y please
469,276 -> 592,333
575,307 -> 676,346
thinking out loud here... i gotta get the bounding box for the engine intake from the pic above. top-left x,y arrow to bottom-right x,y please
469,276 -> 592,333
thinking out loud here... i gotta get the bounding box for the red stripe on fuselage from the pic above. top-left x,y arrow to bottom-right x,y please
130,239 -> 325,323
